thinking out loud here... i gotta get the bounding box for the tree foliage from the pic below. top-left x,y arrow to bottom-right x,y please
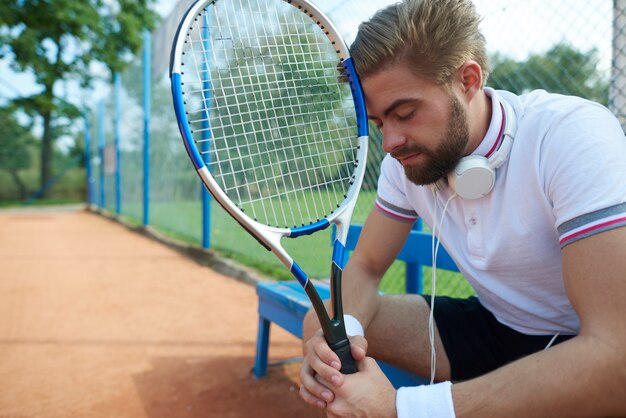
0,106 -> 36,198
489,43 -> 609,105
0,0 -> 159,195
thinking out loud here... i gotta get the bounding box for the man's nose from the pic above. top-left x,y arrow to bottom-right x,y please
381,124 -> 407,153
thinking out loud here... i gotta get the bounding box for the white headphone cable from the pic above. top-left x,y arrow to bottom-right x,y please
429,190 -> 457,384
545,332 -> 560,350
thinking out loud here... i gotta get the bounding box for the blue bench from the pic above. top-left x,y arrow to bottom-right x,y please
253,224 -> 459,387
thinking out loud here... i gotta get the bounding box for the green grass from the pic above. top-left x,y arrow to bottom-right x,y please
0,197 -> 84,208
114,192 -> 473,297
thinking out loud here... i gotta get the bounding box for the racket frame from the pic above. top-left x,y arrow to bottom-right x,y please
170,0 -> 369,365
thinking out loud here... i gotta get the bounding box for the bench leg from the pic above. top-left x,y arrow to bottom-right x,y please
253,316 -> 271,378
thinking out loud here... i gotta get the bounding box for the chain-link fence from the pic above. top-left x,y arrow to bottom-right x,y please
612,0 -> 626,128
85,0 -> 624,297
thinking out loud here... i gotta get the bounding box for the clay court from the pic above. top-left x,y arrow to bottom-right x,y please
0,206 -> 323,418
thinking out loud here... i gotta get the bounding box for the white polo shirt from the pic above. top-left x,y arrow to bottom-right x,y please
375,88 -> 626,335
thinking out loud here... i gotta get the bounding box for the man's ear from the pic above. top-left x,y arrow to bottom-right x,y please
455,61 -> 483,103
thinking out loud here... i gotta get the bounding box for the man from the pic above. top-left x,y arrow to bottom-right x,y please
298,0 -> 626,417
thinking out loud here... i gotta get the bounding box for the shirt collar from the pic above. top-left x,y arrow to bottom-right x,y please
471,87 -> 505,158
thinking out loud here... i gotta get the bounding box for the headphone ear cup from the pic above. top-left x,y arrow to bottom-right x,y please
448,156 -> 496,199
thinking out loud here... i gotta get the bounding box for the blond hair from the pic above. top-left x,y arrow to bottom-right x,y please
350,0 -> 490,85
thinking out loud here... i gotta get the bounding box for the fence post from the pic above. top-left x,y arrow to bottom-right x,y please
83,113 -> 94,205
114,72 -> 122,216
143,29 -> 151,227
405,219 -> 423,294
611,0 -> 626,130
98,100 -> 105,209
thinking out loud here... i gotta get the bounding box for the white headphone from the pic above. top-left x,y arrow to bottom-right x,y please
443,99 -> 517,199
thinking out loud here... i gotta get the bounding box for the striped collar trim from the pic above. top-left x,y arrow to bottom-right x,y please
473,87 -> 505,158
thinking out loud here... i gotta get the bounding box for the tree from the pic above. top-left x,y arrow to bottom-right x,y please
0,0 -> 158,196
489,43 -> 609,105
0,106 -> 36,199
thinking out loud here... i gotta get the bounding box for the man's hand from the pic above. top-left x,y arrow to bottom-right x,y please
324,357 -> 397,418
299,330 -> 368,409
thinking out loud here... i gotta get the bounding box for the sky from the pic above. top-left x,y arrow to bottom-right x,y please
154,0 -> 613,73
1,0 -> 614,102
0,0 -> 616,149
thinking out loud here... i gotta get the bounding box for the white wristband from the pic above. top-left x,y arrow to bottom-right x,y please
396,382 -> 456,418
343,314 -> 364,337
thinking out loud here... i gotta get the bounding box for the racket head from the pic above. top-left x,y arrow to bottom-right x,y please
170,0 -> 368,241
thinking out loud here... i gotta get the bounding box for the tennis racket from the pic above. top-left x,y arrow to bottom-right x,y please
169,0 -> 368,374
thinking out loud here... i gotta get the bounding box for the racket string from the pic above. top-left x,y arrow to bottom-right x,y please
181,0 -> 359,227
249,0 -> 311,223
217,0 -> 302,224
218,6 -> 278,219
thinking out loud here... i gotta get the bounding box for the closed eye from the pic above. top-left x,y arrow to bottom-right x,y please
397,110 -> 416,121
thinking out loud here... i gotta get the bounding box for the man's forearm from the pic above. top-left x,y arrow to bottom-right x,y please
340,261 -> 385,330
452,334 -> 626,418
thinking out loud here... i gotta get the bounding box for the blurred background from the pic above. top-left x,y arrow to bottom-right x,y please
1,0 -> 625,296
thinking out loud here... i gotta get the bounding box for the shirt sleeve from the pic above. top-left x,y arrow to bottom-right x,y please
539,99 -> 626,247
375,154 -> 419,223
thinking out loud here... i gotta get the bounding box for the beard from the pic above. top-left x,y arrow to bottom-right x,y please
392,94 -> 470,186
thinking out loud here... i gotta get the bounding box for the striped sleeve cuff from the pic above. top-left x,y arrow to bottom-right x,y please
558,202 -> 626,248
375,196 -> 418,223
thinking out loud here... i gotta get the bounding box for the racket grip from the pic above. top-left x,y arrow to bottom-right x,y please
331,339 -> 358,374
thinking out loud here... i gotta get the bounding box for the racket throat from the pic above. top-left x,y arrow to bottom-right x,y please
302,279 -> 348,346
324,318 -> 350,348
326,262 -> 350,345
329,261 -> 345,321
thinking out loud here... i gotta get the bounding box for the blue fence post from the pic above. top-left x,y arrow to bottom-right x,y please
143,29 -> 151,227
114,72 -> 122,216
98,100 -> 105,209
405,219 -> 423,294
201,20 -> 212,249
83,112 -> 94,205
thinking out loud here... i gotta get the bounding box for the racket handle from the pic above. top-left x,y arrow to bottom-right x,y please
331,339 -> 358,374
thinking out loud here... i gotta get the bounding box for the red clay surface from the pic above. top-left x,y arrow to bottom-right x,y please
0,206 -> 323,418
